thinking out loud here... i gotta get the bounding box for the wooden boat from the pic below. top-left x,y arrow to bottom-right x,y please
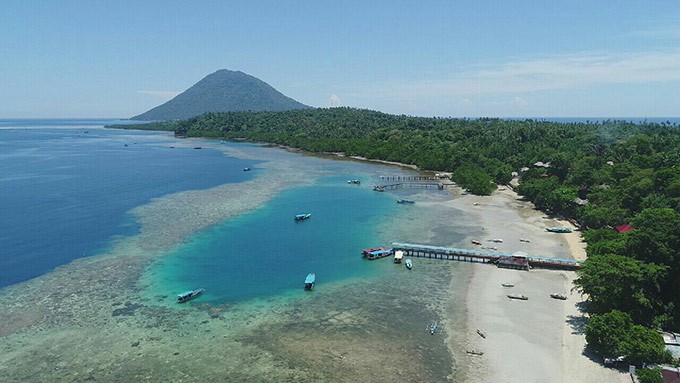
550,293 -> 567,300
471,240 -> 482,245
405,258 -> 413,269
177,288 -> 205,303
546,227 -> 572,233
304,273 -> 316,290
476,329 -> 487,338
488,238 -> 503,243
372,185 -> 385,192
361,247 -> 394,260
397,199 -> 415,204
507,294 -> 528,300
501,283 -> 514,288
347,179 -> 361,184
466,350 -> 484,356
294,213 -> 312,221
519,238 -> 531,243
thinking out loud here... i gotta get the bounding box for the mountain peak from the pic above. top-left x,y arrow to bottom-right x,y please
131,70 -> 311,121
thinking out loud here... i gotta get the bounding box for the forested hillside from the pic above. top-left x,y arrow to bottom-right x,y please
110,107 -> 680,364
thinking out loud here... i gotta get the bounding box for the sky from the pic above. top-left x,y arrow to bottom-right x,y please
2,0 -> 680,118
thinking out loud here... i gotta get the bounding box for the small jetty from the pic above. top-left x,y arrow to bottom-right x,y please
391,242 -> 581,270
362,247 -> 394,260
294,213 -> 312,221
304,273 -> 316,290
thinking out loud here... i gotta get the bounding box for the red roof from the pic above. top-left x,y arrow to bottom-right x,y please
662,368 -> 680,383
615,225 -> 634,233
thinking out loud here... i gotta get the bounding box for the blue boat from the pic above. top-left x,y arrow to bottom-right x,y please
304,273 -> 316,290
546,227 -> 572,233
294,213 -> 312,221
397,199 -> 415,204
177,288 -> 205,303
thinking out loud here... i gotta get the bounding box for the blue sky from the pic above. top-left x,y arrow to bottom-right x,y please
2,1 -> 680,118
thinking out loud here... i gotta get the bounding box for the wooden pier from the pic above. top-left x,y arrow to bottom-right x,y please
375,175 -> 455,191
391,242 -> 581,271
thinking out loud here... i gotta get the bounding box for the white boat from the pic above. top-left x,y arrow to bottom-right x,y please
405,258 -> 413,269
177,288 -> 205,303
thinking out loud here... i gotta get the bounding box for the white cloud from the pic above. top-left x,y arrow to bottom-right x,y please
329,94 -> 342,107
137,90 -> 181,99
372,50 -> 680,99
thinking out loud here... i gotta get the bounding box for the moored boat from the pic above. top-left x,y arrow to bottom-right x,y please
393,250 -> 404,264
304,273 -> 316,290
471,240 -> 482,245
177,288 -> 205,303
372,185 -> 385,192
501,283 -> 514,288
550,293 -> 567,300
507,294 -> 528,300
243,167 -> 251,171
476,329 -> 487,338
397,199 -> 415,204
429,321 -> 439,335
347,179 -> 361,184
294,213 -> 312,221
546,227 -> 572,233
405,258 -> 413,269
361,246 -> 394,260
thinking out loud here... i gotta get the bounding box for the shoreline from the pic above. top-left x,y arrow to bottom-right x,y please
441,187 -> 629,383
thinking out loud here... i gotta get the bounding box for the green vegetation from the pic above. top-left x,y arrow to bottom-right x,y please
637,367 -> 663,383
131,69 -> 311,121
110,107 -> 680,365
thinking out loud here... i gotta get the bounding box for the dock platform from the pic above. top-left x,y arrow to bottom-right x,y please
391,242 -> 581,270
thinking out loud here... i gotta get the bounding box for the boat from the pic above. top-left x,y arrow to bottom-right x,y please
304,273 -> 316,290
372,185 -> 385,192
347,179 -> 361,184
429,321 -> 439,335
481,246 -> 497,251
546,227 -> 572,233
519,238 -> 531,243
243,167 -> 251,171
294,213 -> 312,221
476,329 -> 487,338
550,293 -> 567,300
405,258 -> 413,269
507,294 -> 528,300
488,238 -> 503,243
397,199 -> 415,204
466,350 -> 484,356
501,283 -> 514,288
471,240 -> 482,245
361,247 -> 394,260
393,250 -> 404,264
177,288 -> 205,303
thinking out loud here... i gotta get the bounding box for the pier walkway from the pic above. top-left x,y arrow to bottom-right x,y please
391,242 -> 581,270
375,175 -> 456,191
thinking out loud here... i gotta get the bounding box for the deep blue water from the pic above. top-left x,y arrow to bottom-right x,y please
147,176 -> 399,303
0,120 -> 258,287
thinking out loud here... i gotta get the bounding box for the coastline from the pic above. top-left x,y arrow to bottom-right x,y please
441,187 -> 629,383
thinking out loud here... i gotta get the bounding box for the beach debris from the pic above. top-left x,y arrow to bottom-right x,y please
466,349 -> 484,356
507,294 -> 529,300
519,238 -> 531,243
501,283 -> 514,288
476,329 -> 487,339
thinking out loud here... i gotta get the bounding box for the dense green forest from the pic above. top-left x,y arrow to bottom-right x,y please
110,107 -> 680,365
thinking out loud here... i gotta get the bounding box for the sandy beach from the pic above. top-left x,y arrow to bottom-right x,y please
441,187 -> 630,383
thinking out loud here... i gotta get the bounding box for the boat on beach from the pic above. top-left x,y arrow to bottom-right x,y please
546,227 -> 572,233
361,247 -> 394,260
405,258 -> 413,269
294,213 -> 312,221
476,329 -> 487,338
507,294 -> 529,300
466,350 -> 484,356
550,293 -> 567,300
304,273 -> 316,290
471,240 -> 482,245
501,283 -> 514,288
177,288 -> 205,303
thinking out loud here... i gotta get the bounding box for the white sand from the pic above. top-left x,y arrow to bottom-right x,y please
441,188 -> 629,383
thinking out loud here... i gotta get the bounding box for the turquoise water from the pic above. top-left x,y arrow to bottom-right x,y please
146,175 -> 400,303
